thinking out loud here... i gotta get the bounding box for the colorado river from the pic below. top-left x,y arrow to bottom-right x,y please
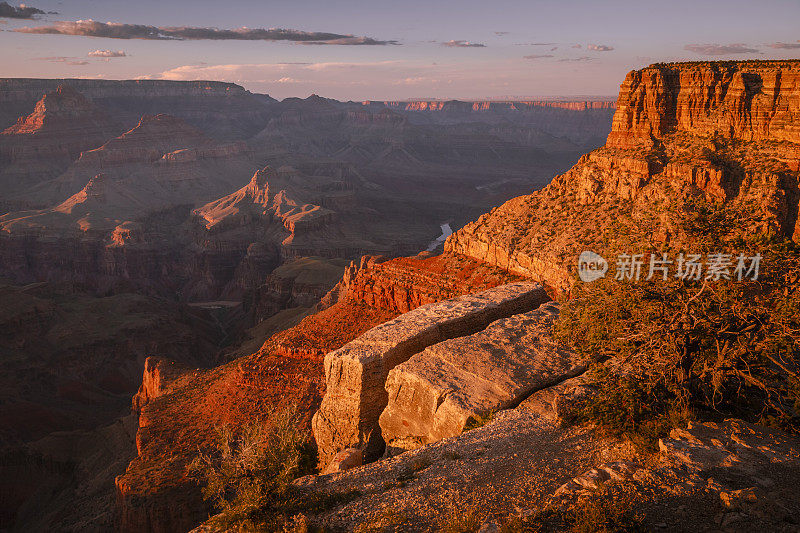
426,222 -> 453,252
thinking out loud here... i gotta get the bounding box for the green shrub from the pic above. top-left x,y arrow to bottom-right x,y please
188,405 -> 315,528
555,200 -> 800,449
501,486 -> 643,532
464,411 -> 495,431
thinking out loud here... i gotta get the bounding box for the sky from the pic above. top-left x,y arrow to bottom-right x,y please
1,0 -> 799,100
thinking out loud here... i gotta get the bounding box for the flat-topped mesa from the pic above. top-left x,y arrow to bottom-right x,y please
311,282 -> 550,468
608,60 -> 800,149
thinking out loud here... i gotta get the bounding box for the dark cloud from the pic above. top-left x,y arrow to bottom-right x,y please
442,40 -> 486,48
587,44 -> 614,51
494,31 -> 509,36
34,56 -> 89,65
15,19 -> 399,45
524,54 -> 554,59
0,1 -> 45,19
571,44 -> 582,48
684,43 -> 760,55
514,42 -> 555,46
558,56 -> 594,62
88,49 -> 126,57
767,41 -> 800,49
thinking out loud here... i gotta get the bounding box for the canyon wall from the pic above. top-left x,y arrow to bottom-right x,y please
608,60 -> 800,148
0,78 -> 276,140
447,61 -> 800,290
362,99 -> 617,147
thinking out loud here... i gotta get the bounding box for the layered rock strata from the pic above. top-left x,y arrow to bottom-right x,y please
0,85 -> 120,195
608,60 -> 800,149
312,282 -> 549,467
0,78 -> 277,140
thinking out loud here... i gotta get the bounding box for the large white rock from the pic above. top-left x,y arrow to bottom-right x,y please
379,302 -> 590,454
312,282 -> 549,468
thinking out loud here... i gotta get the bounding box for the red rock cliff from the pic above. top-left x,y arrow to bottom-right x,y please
448,61 -> 800,290
608,60 -> 800,149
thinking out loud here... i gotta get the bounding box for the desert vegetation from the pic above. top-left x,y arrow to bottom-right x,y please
555,200 -> 800,450
187,406 -> 318,530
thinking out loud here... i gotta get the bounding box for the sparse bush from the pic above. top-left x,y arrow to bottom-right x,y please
464,411 -> 495,431
501,486 -> 643,532
187,405 -> 316,528
555,199 -> 800,449
436,507 -> 483,533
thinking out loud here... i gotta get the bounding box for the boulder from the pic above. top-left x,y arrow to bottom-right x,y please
379,302 -> 591,454
312,282 -> 549,467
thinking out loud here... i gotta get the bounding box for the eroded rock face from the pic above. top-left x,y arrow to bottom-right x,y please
608,61 -> 800,149
0,85 -> 120,196
379,302 -> 590,454
319,253 -> 528,315
312,282 -> 549,467
447,62 -> 800,290
132,357 -> 193,413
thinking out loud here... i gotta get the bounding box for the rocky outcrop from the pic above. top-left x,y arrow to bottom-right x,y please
379,302 -> 591,454
446,61 -> 800,290
320,253 -> 528,314
312,282 -> 549,467
445,211 -> 576,292
132,357 -> 193,413
608,61 -> 800,149
0,85 -> 120,196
